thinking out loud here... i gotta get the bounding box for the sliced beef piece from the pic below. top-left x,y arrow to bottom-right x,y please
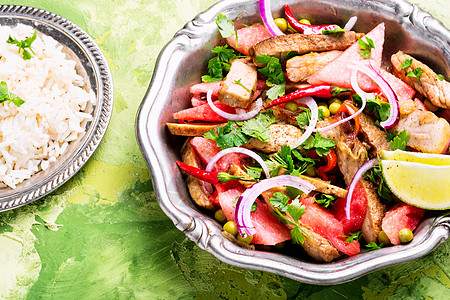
249,31 -> 365,67
317,114 -> 368,185
391,51 -> 450,109
360,179 -> 386,243
218,58 -> 257,108
395,109 -> 450,154
244,124 -> 303,153
286,50 -> 341,82
180,139 -> 216,210
358,112 -> 390,157
299,175 -> 348,199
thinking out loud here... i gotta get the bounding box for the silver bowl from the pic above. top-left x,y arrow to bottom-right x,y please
136,0 -> 450,284
0,6 -> 113,211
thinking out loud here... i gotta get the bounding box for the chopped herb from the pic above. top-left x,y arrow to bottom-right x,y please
353,94 -> 390,123
204,111 -> 276,149
407,67 -> 423,86
202,45 -> 237,82
365,241 -> 383,251
216,14 -> 237,39
315,193 -> 336,208
387,129 -> 410,151
234,78 -> 251,93
365,157 -> 393,203
401,58 -> 412,69
268,145 -> 316,176
7,29 -> 37,60
295,107 -> 324,130
255,54 -> 286,100
301,133 -> 336,157
358,37 -> 375,59
0,81 -> 25,107
340,231 -> 362,243
244,166 -> 263,179
437,74 -> 445,81
269,194 -> 308,244
285,51 -> 299,62
322,28 -> 346,35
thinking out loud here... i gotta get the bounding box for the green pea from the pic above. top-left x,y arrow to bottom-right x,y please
223,221 -> 238,237
284,100 -> 298,112
398,228 -> 413,243
377,230 -> 391,245
274,18 -> 288,32
329,102 -> 341,115
318,105 -> 331,118
214,209 -> 227,224
237,233 -> 253,244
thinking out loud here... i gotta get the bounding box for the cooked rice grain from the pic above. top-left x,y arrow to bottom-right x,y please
0,24 -> 94,188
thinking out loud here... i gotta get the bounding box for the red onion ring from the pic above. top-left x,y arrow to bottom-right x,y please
207,90 -> 263,121
343,16 -> 358,31
259,0 -> 284,36
235,175 -> 316,237
345,158 -> 378,219
349,62 -> 399,129
316,69 -> 367,132
205,147 -> 271,180
292,97 -> 318,148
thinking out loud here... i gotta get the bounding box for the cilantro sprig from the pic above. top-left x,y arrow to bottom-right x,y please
0,81 -> 25,107
202,45 -> 238,82
353,94 -> 390,124
7,29 -> 37,60
315,193 -> 336,209
386,129 -> 410,151
255,54 -> 286,100
358,37 -> 375,60
300,133 -> 336,157
270,192 -> 308,244
365,241 -> 383,251
407,67 -> 423,86
216,14 -> 237,41
267,145 -> 316,177
204,111 -> 276,149
365,156 -> 393,203
401,58 -> 412,69
340,231 -> 362,243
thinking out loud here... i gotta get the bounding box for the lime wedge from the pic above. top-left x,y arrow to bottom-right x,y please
381,160 -> 450,210
381,150 -> 450,166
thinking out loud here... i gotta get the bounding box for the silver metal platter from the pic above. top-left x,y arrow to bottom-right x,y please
136,0 -> 450,284
0,5 -> 113,211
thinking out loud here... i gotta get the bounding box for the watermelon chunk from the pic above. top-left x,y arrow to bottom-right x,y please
191,96 -> 206,107
226,25 -> 272,56
190,137 -> 220,165
380,69 -> 416,102
307,23 -> 385,92
300,199 -> 360,256
173,101 -> 236,122
331,180 -> 368,235
381,203 -> 425,245
190,81 -> 222,98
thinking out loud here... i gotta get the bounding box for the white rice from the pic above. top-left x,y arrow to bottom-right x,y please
0,24 -> 94,189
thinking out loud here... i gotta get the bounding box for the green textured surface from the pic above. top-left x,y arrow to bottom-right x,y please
0,0 -> 449,299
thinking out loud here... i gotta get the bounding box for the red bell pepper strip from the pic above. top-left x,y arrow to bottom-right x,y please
264,85 -> 350,109
316,149 -> 337,181
284,5 -> 345,35
176,161 -> 255,184
337,101 -> 360,135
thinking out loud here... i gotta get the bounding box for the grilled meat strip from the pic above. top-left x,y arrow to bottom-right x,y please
244,124 -> 303,153
361,179 -> 386,243
181,139 -> 216,210
391,51 -> 450,109
286,50 -> 341,83
317,114 -> 367,185
358,112 -> 390,157
249,31 -> 364,67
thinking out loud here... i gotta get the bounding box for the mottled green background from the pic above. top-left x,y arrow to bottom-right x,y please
0,0 -> 448,299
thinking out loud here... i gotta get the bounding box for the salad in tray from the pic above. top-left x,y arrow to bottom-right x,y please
166,0 -> 450,262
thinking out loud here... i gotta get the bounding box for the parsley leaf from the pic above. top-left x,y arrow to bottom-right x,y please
268,145 -> 316,176
364,157 -> 393,203
301,133 -> 336,157
387,129 -> 410,151
315,193 -> 336,208
407,67 -> 423,86
270,192 -> 291,212
244,166 -> 262,179
204,112 -> 276,149
216,14 -> 236,38
202,45 -> 237,82
0,81 -> 25,107
266,82 -> 286,100
401,58 -> 412,69
255,55 -> 286,100
358,37 -> 375,59
353,94 -> 390,123
340,231 -> 362,243
365,241 -> 383,251
437,74 -> 445,81
7,29 -> 37,60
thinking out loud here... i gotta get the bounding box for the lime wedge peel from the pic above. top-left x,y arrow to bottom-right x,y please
381,149 -> 450,166
381,160 -> 450,210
